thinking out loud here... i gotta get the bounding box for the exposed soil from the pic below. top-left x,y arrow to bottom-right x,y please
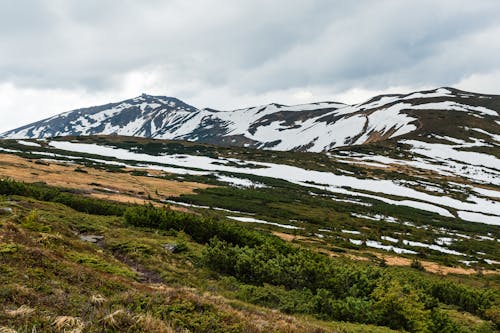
0,153 -> 213,206
375,253 -> 498,276
272,231 -> 311,242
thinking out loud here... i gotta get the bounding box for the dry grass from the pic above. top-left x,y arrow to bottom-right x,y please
90,294 -> 107,306
100,309 -> 131,328
5,305 -> 35,317
146,286 -> 329,333
0,327 -> 17,333
52,316 -> 84,332
272,231 -> 309,242
0,153 -> 213,206
363,128 -> 397,144
377,254 -> 498,275
134,313 -> 176,333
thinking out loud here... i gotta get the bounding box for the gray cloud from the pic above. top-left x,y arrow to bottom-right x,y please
1,0 -> 500,132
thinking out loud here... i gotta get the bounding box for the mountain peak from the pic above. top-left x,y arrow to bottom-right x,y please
1,88 -> 498,152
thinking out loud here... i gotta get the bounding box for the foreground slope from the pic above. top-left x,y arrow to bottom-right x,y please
0,180 -> 497,332
2,88 -> 499,152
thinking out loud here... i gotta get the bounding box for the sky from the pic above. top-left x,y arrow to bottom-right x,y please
1,0 -> 500,133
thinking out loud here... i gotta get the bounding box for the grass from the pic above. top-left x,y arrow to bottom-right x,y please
1,137 -> 498,269
0,190 -> 497,332
0,193 -> 488,331
0,196 -> 347,332
0,135 -> 499,332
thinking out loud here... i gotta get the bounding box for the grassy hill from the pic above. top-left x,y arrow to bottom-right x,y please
0,179 -> 498,332
0,135 -> 498,332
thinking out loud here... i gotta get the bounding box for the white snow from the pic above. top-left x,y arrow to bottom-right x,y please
227,216 -> 303,230
349,239 -> 418,254
435,237 -> 455,246
459,260 -> 478,266
402,139 -> 500,171
402,88 -> 454,100
366,240 -> 418,254
0,148 -> 22,153
351,213 -> 384,221
342,229 -> 361,235
163,200 -> 252,215
17,140 -> 41,147
47,141 -> 500,223
337,140 -> 500,186
477,235 -> 495,241
353,104 -> 419,143
381,236 -> 399,243
349,239 -> 363,245
457,211 -> 500,225
473,187 -> 500,199
217,175 -> 266,188
332,198 -> 373,206
409,101 -> 498,117
402,240 -> 465,256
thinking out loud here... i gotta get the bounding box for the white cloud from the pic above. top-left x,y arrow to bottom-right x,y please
0,0 -> 499,132
0,83 -> 119,133
456,70 -> 500,95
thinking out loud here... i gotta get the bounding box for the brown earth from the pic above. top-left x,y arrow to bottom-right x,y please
272,231 -> 312,242
376,253 -> 498,275
0,153 -> 213,206
363,128 -> 398,145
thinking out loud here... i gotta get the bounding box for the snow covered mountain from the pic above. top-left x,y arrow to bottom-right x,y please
2,88 -> 499,152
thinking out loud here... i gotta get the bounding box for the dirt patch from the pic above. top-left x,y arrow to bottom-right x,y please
363,128 -> 398,145
345,253 -> 371,262
319,248 -> 370,261
272,231 -> 309,242
377,254 -> 498,275
0,153 -> 213,206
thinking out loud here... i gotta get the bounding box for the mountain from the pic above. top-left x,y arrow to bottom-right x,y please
2,88 -> 499,152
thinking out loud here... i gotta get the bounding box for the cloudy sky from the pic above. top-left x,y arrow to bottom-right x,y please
1,0 -> 500,132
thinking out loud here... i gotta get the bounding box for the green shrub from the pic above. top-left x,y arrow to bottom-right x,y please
0,178 -> 128,216
21,210 -> 51,232
123,204 -> 271,247
411,259 -> 425,271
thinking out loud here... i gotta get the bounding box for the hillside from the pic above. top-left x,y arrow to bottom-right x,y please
0,135 -> 499,332
2,88 -> 499,153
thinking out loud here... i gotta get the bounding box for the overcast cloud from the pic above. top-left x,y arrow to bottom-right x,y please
1,0 -> 500,132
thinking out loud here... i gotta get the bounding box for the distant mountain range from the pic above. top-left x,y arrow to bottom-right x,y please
2,87 -> 499,152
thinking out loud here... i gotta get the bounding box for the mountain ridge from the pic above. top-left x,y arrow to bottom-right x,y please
2,87 -> 499,152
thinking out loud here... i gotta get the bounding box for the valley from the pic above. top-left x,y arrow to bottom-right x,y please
1,135 -> 499,273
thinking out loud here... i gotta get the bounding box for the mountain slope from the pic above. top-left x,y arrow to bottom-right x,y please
2,88 -> 499,152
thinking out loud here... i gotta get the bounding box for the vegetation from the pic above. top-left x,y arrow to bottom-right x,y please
0,136 -> 498,332
0,196 -> 334,332
124,204 -> 499,332
0,183 -> 497,332
0,178 -> 128,216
